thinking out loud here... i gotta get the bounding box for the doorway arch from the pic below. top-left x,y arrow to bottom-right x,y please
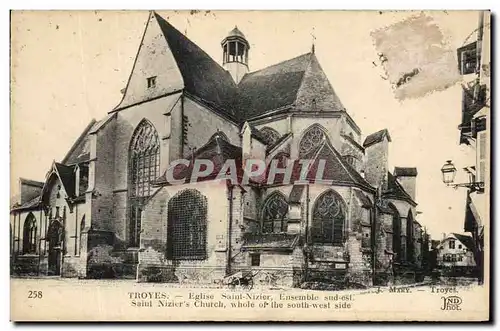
47,220 -> 63,276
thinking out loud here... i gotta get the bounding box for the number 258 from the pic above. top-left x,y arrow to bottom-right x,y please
28,291 -> 43,299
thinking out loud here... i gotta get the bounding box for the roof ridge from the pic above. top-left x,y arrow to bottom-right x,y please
243,52 -> 313,78
323,140 -> 361,185
113,11 -> 153,111
387,171 -> 417,204
292,53 -> 313,106
154,12 -> 234,79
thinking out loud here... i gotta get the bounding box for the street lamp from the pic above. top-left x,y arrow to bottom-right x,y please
441,160 -> 457,185
440,160 -> 484,192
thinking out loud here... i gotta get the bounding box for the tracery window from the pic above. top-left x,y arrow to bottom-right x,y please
23,213 -> 37,254
167,189 -> 208,260
261,191 -> 289,233
259,127 -> 281,146
299,125 -> 329,157
311,190 -> 346,245
128,119 -> 160,247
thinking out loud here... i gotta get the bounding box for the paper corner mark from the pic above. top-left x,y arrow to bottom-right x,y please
371,13 -> 461,101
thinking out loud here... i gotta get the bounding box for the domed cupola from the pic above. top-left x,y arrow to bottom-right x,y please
221,26 -> 250,84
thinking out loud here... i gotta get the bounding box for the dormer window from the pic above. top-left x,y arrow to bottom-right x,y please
147,76 -> 157,88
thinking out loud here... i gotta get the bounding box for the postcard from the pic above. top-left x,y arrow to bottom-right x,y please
10,10 -> 490,321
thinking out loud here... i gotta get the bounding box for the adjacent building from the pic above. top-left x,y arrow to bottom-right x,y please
455,11 -> 490,283
435,233 -> 476,275
10,11 -> 427,287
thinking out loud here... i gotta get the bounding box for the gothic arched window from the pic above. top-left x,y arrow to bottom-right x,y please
167,189 -> 208,260
261,191 -> 289,233
389,204 -> 402,261
407,211 -> 414,262
299,124 -> 329,157
312,190 -> 346,245
128,119 -> 160,247
23,213 -> 37,254
260,127 -> 281,146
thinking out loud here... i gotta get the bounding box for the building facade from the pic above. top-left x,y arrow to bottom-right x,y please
11,11 -> 426,287
435,233 -> 476,275
455,11 -> 490,284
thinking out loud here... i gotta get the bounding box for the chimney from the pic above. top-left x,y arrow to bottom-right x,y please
394,167 -> 418,201
363,129 -> 391,191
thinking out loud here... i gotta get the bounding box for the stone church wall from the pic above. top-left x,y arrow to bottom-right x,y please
109,94 -> 179,244
290,116 -> 343,157
137,181 -> 230,284
182,97 -> 240,157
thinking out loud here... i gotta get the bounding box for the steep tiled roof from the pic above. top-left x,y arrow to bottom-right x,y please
301,140 -> 374,191
363,129 -> 392,147
394,167 -> 418,177
451,233 -> 476,252
235,53 -> 312,120
153,132 -> 242,185
20,178 -> 44,188
385,172 -> 417,206
154,13 -> 239,121
54,163 -> 77,198
11,195 -> 41,212
258,139 -> 374,190
62,119 -> 97,165
114,13 -> 354,125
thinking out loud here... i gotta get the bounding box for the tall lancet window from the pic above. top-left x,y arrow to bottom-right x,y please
261,191 -> 289,233
312,190 -> 346,246
166,189 -> 208,260
299,124 -> 329,157
128,119 -> 160,247
23,213 -> 37,254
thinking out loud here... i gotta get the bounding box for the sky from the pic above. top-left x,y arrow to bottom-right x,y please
10,10 -> 481,239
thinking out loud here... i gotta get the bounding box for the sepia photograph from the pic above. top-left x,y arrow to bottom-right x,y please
9,9 -> 490,321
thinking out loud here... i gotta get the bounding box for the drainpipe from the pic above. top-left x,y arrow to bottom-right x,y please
304,184 -> 310,282
371,201 -> 378,285
38,208 -> 43,276
226,184 -> 233,276
62,206 -> 67,276
74,204 -> 78,256
17,212 -> 20,258
476,12 -> 484,75
180,94 -> 185,158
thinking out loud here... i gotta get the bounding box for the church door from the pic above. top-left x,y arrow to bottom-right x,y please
47,220 -> 63,276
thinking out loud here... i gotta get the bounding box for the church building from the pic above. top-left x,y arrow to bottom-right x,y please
11,11 -> 425,287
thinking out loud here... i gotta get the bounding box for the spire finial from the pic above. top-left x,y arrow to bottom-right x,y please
311,27 -> 316,54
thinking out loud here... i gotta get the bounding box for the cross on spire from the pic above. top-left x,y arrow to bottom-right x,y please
311,27 -> 316,54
